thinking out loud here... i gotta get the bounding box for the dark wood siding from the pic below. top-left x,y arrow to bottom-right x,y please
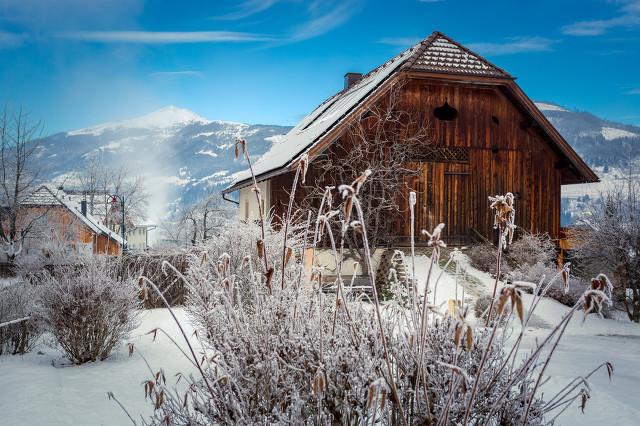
270,77 -> 564,243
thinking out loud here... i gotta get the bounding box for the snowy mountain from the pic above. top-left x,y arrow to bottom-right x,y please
535,101 -> 640,167
36,106 -> 291,224
535,102 -> 640,224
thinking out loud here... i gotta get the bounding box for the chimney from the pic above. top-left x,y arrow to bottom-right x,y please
344,72 -> 363,90
80,200 -> 87,216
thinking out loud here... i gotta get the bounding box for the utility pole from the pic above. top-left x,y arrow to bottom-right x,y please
110,194 -> 126,255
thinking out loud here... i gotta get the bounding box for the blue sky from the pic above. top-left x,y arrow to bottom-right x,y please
1,0 -> 639,134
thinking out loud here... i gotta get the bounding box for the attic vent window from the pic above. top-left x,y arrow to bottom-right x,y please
434,100 -> 458,121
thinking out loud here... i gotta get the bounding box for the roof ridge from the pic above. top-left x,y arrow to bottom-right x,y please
406,31 -> 512,79
434,31 -> 512,78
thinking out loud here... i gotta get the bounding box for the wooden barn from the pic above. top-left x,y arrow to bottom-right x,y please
223,31 -> 598,246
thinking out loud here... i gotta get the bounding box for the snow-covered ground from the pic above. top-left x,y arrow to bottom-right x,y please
415,256 -> 640,426
1,259 -> 639,425
0,308 -> 198,425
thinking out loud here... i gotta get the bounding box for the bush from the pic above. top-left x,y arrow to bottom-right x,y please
0,280 -> 42,355
185,216 -> 302,336
506,233 -> 556,269
121,253 -> 188,308
467,243 -> 511,277
37,256 -> 140,364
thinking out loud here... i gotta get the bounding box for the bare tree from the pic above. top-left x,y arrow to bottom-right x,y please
0,106 -> 43,261
573,172 -> 640,322
182,192 -> 234,245
162,190 -> 235,247
75,156 -> 148,227
77,153 -> 102,216
302,83 -> 433,271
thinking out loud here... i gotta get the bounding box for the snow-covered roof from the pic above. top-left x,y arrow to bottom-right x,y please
21,186 -> 125,245
224,32 -> 512,191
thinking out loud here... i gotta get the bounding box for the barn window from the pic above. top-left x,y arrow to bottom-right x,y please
491,115 -> 500,125
433,100 -> 458,121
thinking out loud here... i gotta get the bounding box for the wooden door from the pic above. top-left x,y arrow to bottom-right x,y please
443,163 -> 471,245
404,161 -> 471,245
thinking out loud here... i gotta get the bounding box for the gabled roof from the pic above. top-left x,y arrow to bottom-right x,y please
22,186 -> 125,245
224,31 -> 597,193
403,33 -> 511,78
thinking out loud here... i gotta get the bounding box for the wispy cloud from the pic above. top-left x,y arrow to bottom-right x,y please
0,30 -> 25,49
377,36 -> 422,47
56,30 -> 271,44
214,0 -> 284,21
149,71 -> 204,78
466,36 -> 558,56
288,1 -> 358,42
562,0 -> 640,36
626,88 -> 640,95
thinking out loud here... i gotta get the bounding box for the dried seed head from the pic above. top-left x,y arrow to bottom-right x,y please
423,223 -> 446,259
256,239 -> 265,259
580,388 -> 590,413
352,169 -> 371,194
265,267 -> 274,288
489,193 -> 517,248
311,368 -> 325,397
298,154 -> 309,184
234,138 -> 246,159
284,246 -> 293,266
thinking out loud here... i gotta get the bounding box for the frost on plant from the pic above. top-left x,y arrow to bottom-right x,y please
131,144 -> 613,426
36,255 -> 140,364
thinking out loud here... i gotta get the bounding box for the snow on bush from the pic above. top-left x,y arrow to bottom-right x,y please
506,232 -> 556,269
122,252 -> 189,308
467,243 -> 511,277
37,256 -> 140,364
125,140 -> 614,425
0,280 -> 42,355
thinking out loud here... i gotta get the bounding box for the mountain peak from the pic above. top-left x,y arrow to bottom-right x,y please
68,105 -> 211,136
535,101 -> 569,113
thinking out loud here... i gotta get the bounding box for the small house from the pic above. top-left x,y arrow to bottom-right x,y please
14,185 -> 125,258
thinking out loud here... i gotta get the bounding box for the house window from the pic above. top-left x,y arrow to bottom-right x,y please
434,100 -> 458,121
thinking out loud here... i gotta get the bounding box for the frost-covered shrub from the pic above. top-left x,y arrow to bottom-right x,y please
37,256 -> 140,364
143,270 -> 546,425
184,216 -> 303,335
122,252 -> 188,308
508,261 -> 588,307
544,276 -> 588,308
0,280 -> 42,355
467,243 -> 511,277
507,233 -> 556,269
